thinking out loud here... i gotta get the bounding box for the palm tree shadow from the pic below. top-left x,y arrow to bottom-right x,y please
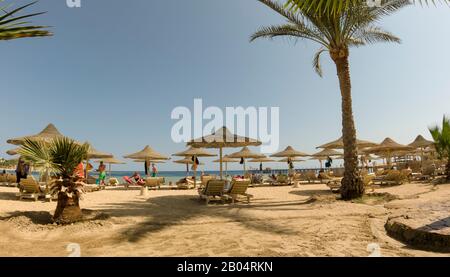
95,195 -> 303,243
0,192 -> 19,201
0,211 -> 53,225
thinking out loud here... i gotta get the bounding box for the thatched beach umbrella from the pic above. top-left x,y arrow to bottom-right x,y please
7,123 -> 66,146
173,147 -> 215,186
311,149 -> 342,168
85,145 -> 113,179
248,156 -> 276,172
228,147 -> 265,173
187,126 -> 261,179
277,157 -> 305,163
317,136 -> 378,150
95,157 -> 125,179
408,135 -> 434,149
270,146 -> 309,158
124,145 -> 169,176
174,158 -> 204,176
213,155 -> 239,176
364,138 -> 414,166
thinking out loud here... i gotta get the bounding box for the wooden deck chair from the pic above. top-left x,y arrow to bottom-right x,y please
201,175 -> 216,188
198,179 -> 226,205
145,177 -> 161,190
18,177 -> 51,202
223,179 -> 253,204
273,175 -> 291,186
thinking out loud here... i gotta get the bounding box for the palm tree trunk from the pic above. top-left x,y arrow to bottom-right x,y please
54,193 -> 82,224
331,48 -> 364,199
446,158 -> 450,181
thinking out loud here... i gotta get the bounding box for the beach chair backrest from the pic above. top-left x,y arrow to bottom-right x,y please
145,177 -> 161,187
277,175 -> 288,183
230,179 -> 250,195
7,174 -> 17,183
20,178 -> 40,193
204,180 -> 225,196
201,175 -> 215,187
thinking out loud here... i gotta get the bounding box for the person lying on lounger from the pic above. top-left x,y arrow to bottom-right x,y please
123,172 -> 145,188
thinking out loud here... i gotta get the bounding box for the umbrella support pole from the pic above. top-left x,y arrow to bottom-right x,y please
219,147 -> 223,180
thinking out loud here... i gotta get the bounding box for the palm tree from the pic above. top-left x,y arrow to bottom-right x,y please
0,1 -> 52,41
429,116 -> 450,180
19,138 -> 89,224
251,0 -> 409,199
285,0 -> 448,15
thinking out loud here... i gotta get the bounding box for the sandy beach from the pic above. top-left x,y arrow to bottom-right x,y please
0,182 -> 448,257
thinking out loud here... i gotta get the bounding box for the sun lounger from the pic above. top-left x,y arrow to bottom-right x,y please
18,177 -> 52,202
176,177 -> 201,190
145,177 -> 162,190
223,179 -> 253,204
200,175 -> 216,188
372,170 -> 406,186
198,179 -> 226,205
273,175 -> 291,186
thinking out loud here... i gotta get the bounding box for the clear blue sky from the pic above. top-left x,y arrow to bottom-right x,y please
1,0 -> 449,171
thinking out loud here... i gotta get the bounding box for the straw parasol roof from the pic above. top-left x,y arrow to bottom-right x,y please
317,136 -> 378,150
7,123 -> 66,146
96,157 -> 125,164
277,158 -> 305,163
124,145 -> 169,161
311,149 -> 342,158
270,146 -> 309,158
187,126 -> 262,148
174,158 -> 204,165
213,155 -> 239,163
364,138 -> 414,154
133,159 -> 166,164
248,157 -> 276,163
187,127 -> 262,179
87,146 -> 113,159
173,147 -> 216,158
228,147 -> 265,159
408,135 -> 434,149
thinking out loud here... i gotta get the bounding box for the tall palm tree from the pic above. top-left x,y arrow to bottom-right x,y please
251,0 -> 409,199
429,116 -> 450,180
0,1 -> 52,41
19,138 -> 89,224
286,0 -> 447,15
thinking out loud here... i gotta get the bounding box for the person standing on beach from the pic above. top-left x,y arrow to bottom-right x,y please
97,161 -> 107,186
15,159 -> 25,184
151,163 -> 158,177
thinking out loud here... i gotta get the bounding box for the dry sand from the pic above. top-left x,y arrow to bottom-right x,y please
0,182 -> 449,257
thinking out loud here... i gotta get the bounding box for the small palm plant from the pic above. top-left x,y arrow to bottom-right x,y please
429,116 -> 450,180
0,1 -> 52,41
19,137 -> 89,224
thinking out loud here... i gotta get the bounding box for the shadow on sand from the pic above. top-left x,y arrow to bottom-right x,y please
92,193 -> 317,243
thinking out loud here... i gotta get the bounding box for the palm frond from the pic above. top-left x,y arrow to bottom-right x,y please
357,26 -> 401,44
18,138 -> 57,175
49,137 -> 89,178
0,1 -> 52,41
286,0 -> 447,15
313,47 -> 327,77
